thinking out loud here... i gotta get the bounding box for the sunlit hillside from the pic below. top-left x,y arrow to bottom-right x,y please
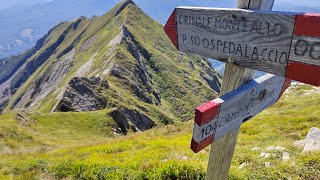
0,85 -> 319,179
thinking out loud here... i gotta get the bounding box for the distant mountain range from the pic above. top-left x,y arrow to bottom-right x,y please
0,0 -> 115,59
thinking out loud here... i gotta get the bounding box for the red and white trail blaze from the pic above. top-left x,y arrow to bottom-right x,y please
190,74 -> 290,153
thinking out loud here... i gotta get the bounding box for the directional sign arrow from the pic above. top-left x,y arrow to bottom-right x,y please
191,74 -> 291,153
164,7 -> 320,86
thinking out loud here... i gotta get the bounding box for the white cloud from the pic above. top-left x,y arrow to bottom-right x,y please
20,29 -> 34,41
0,44 -> 5,51
14,39 -> 25,46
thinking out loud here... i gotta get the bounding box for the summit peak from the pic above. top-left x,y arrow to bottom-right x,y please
115,0 -> 136,16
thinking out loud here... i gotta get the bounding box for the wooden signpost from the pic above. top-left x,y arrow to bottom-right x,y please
164,0 -> 319,179
191,74 -> 290,153
164,7 -> 320,86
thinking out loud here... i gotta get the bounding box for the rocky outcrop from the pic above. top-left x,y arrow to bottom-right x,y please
10,20 -> 83,92
115,0 -> 135,16
0,98 -> 9,113
56,77 -> 109,112
80,35 -> 98,51
200,71 -> 221,93
11,49 -> 75,109
293,127 -> 320,153
110,107 -> 155,135
1,0 -> 221,126
110,26 -> 162,105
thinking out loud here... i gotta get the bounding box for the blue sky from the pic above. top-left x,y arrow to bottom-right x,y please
0,0 -> 54,10
2,0 -> 320,13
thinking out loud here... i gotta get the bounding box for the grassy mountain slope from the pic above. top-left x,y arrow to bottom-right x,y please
0,85 -> 319,179
1,1 -> 318,179
0,0 -> 221,134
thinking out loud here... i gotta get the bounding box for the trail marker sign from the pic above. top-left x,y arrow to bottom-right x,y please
164,7 -> 320,86
191,74 -> 290,153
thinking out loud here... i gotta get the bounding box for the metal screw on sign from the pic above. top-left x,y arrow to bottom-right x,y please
251,88 -> 256,95
228,57 -> 235,63
259,89 -> 267,101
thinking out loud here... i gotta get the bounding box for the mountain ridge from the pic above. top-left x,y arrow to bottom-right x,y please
0,0 -> 221,135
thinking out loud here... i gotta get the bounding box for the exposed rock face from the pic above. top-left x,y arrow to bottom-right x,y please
111,107 -> 155,135
265,146 -> 286,152
10,18 -> 86,93
17,49 -> 75,109
200,71 -> 221,93
282,152 -> 290,162
0,0 -> 221,128
293,127 -> 320,153
251,147 -> 261,151
114,26 -> 161,105
115,0 -> 135,16
0,98 -> 9,113
265,162 -> 271,168
56,77 -> 109,112
238,162 -> 248,170
80,35 -> 98,51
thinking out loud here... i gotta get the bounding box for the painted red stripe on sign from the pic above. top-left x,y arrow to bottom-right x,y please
294,13 -> 320,37
191,134 -> 214,153
278,79 -> 291,100
286,61 -> 320,86
194,101 -> 220,126
164,9 -> 178,49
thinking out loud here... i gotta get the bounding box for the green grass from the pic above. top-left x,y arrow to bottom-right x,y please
0,1 -> 318,179
0,110 -> 116,154
0,86 -> 319,179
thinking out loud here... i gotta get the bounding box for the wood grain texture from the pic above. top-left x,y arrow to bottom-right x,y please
176,7 -> 295,76
214,74 -> 286,139
290,35 -> 320,66
236,0 -> 250,9
237,0 -> 274,10
191,74 -> 287,152
206,1 -> 274,180
164,7 -> 320,86
250,0 -> 274,10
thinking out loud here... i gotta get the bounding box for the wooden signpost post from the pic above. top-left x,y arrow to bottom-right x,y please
164,7 -> 320,86
164,0 -> 319,179
191,74 -> 290,153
